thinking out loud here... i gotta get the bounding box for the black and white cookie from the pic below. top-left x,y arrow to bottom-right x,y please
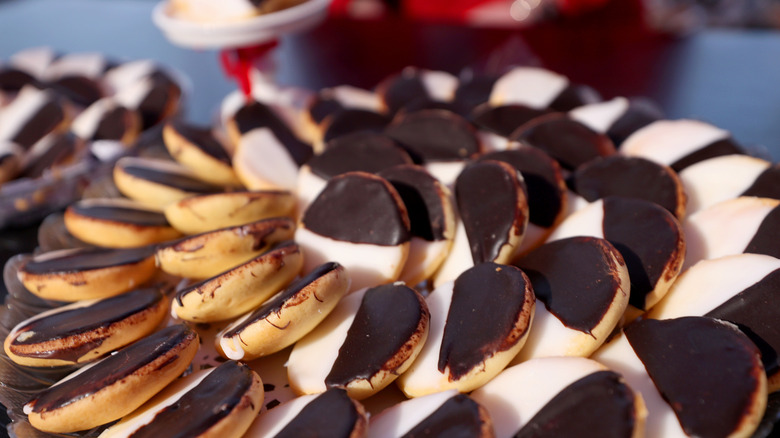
398,263 -> 535,396
70,97 -> 140,144
547,197 -> 685,314
162,120 -> 240,186
287,283 -> 429,400
470,103 -> 552,151
376,67 -> 459,114
569,96 -> 663,147
302,85 -> 382,144
513,236 -> 629,362
0,85 -> 66,149
472,357 -> 644,438
621,119 -> 745,172
296,171 -> 411,291
489,67 -> 600,111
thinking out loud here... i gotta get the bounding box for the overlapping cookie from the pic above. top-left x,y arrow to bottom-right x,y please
489,66 -> 600,111
162,120 -> 241,186
569,96 -> 663,146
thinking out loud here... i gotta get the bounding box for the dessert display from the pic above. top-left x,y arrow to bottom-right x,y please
168,0 -> 309,23
1,55 -> 779,438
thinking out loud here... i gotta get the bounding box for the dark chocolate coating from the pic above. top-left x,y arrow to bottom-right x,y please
325,283 -> 425,387
399,99 -> 463,117
169,121 -> 231,164
302,172 -> 410,246
456,161 -> 527,264
11,288 -> 162,361
470,104 -> 551,138
308,96 -> 344,124
707,268 -> 780,376
129,361 -> 255,438
479,147 -> 563,228
380,73 -> 428,114
745,205 -> 780,260
742,164 -> 780,199
0,68 -> 40,92
669,137 -> 744,172
402,394 -> 486,438
232,100 -> 313,166
453,75 -> 498,114
92,106 -> 132,141
514,371 -> 636,438
606,98 -> 663,147
50,75 -> 103,107
224,262 -> 340,337
21,132 -> 77,178
121,161 -> 224,194
625,317 -> 762,438
23,246 -> 154,274
570,155 -> 682,217
69,204 -> 169,227
11,99 -> 64,149
509,114 -> 615,171
548,84 -> 600,112
29,325 -> 195,413
602,197 -> 681,310
310,132 -> 411,179
274,388 -> 360,438
136,71 -> 179,129
439,263 -> 532,380
379,165 -> 448,241
323,109 -> 392,143
385,110 -> 480,163
516,237 -> 624,334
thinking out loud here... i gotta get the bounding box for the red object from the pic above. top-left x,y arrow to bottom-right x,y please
220,41 -> 279,99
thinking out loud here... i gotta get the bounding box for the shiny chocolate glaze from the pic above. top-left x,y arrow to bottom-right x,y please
121,162 -> 224,194
470,104 -> 551,138
308,96 -> 344,124
0,68 -> 40,92
385,110 -> 480,163
229,101 -> 312,166
379,165 -> 448,241
50,75 -> 103,107
456,161 -> 527,264
570,156 -> 681,217
745,205 -> 780,259
509,114 -> 615,171
11,288 -> 162,361
381,73 -> 428,114
602,197 -> 681,310
517,237 -> 623,334
606,98 -> 663,147
136,71 -> 179,129
741,164 -> 780,199
69,204 -> 169,227
21,133 -> 77,179
310,132 -> 411,179
325,284 -> 425,387
439,263 -> 532,380
92,106 -> 132,141
669,138 -> 744,172
274,388 -> 360,438
401,394 -> 486,438
169,121 -> 231,164
224,262 -> 340,337
514,371 -> 636,438
303,172 -> 410,246
129,361 -> 255,438
12,100 -> 64,149
548,84 -> 600,112
453,75 -> 498,114
625,317 -> 762,438
707,268 -> 780,376
323,109 -> 392,143
479,147 -> 563,228
29,325 -> 196,413
23,246 -> 154,274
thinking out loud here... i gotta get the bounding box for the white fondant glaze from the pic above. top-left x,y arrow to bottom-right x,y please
244,393 -> 319,437
396,282 -> 455,396
621,119 -> 731,166
104,60 -> 157,94
330,85 -> 382,111
90,140 -> 127,162
545,198 -> 606,242
115,77 -> 154,110
220,90 -> 247,126
234,127 -> 299,191
470,357 -> 607,438
44,52 -> 106,80
9,47 -> 56,78
71,97 -> 118,140
98,369 -> 213,438
561,190 -> 590,218
680,154 -> 771,214
683,197 -> 779,270
511,304 -> 588,363
432,221 -> 472,288
592,335 -> 687,438
0,86 -> 55,142
0,141 -> 23,158
650,254 -> 780,320
286,288 -> 366,394
420,70 -> 458,102
425,161 -> 466,188
217,311 -> 256,361
569,97 -> 629,133
295,165 -> 327,213
478,130 -> 511,153
489,67 -> 569,109
295,227 -> 406,292
398,237 -> 450,287
368,390 -> 458,438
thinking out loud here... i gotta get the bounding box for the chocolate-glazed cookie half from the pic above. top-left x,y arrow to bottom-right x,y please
162,120 -> 240,186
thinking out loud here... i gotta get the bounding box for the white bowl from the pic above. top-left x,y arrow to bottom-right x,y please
152,0 -> 332,50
